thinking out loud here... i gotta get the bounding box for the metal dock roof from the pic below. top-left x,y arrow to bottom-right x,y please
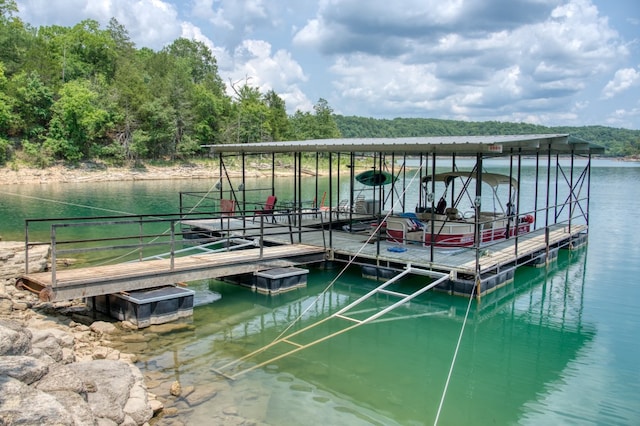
204,134 -> 604,155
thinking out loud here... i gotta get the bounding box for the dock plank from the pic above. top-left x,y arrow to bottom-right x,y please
18,244 -> 326,302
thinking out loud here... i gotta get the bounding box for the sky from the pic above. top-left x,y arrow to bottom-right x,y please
15,0 -> 640,130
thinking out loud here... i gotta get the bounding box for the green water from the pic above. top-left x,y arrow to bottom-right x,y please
1,159 -> 639,425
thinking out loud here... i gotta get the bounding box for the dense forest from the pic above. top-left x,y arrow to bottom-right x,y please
0,0 -> 638,168
334,116 -> 640,157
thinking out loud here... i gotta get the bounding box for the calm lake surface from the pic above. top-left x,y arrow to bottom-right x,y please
1,158 -> 639,425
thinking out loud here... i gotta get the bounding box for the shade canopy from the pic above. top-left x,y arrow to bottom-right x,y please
422,171 -> 518,190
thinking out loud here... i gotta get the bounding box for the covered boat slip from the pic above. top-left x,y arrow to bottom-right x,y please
182,212 -> 585,295
202,134 -> 602,297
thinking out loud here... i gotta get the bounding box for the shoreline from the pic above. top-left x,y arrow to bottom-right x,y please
0,241 -> 254,424
0,163 -> 269,186
1,156 -> 633,186
0,160 -> 337,186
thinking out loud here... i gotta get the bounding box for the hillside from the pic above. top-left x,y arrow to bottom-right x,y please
334,116 -> 640,157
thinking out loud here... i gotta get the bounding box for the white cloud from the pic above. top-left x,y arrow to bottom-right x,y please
189,0 -> 280,48
14,0 -> 640,128
602,68 -> 640,99
294,0 -> 629,125
606,106 -> 640,128
17,0 -> 183,49
224,40 -> 311,113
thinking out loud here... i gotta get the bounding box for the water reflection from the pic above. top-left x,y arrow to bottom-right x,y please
121,247 -> 593,425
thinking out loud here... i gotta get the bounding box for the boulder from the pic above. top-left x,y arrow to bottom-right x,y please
0,355 -> 49,384
48,390 -> 96,425
35,364 -> 86,394
0,241 -> 50,280
0,376 -> 74,425
0,319 -> 32,355
90,321 -> 117,335
66,359 -> 138,425
31,331 -> 64,363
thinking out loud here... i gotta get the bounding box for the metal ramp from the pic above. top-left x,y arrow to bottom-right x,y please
212,265 -> 450,379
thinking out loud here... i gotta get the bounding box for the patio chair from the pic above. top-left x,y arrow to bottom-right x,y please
253,195 -> 277,223
220,199 -> 236,216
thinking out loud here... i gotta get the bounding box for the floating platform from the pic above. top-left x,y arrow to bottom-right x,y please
89,285 -> 195,328
254,267 -> 309,294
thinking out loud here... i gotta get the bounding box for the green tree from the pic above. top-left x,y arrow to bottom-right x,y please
313,98 -> 341,139
8,70 -> 53,139
264,90 -> 289,141
163,38 -> 224,89
46,78 -> 112,161
289,98 -> 341,140
224,81 -> 271,143
63,20 -> 118,82
0,0 -> 28,76
0,62 -> 16,135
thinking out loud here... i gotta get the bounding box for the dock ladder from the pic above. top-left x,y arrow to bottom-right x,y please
212,265 -> 450,379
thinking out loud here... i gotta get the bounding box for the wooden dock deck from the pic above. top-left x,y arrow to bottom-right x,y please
182,216 -> 587,283
18,244 -> 326,302
18,212 -> 586,302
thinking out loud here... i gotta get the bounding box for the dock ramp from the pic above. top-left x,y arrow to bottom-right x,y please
213,266 -> 450,379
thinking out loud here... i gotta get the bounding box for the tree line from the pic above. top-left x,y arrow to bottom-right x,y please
0,0 -> 341,166
1,0 -> 637,167
334,117 -> 640,157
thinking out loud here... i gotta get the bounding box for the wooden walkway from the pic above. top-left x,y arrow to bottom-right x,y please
17,244 -> 326,302
182,216 -> 586,278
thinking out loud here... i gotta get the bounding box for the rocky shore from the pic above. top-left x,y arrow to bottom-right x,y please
0,241 -> 269,425
0,241 -> 159,425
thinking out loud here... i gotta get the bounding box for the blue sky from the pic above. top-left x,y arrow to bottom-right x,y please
16,0 -> 640,129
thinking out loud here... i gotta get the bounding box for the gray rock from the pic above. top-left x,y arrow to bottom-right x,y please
124,365 -> 153,425
67,360 -> 135,425
90,321 -> 117,335
31,332 -> 64,362
0,319 -> 32,355
0,355 -> 49,384
0,297 -> 12,314
96,417 -> 119,426
35,364 -> 86,394
49,390 -> 96,425
0,375 -> 74,425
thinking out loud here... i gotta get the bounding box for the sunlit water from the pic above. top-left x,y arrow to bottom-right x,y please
1,159 -> 639,425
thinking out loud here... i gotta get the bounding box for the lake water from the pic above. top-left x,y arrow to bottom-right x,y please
1,158 -> 639,425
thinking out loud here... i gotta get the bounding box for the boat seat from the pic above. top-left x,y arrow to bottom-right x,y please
445,207 -> 460,220
385,216 -> 425,245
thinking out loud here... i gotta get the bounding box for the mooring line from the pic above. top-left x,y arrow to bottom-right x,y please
433,284 -> 475,425
1,180 -> 221,266
0,190 -> 138,216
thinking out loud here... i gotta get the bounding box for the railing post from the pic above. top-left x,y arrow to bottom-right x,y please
287,211 -> 294,244
139,217 -> 144,262
24,220 -> 30,274
170,221 -> 175,270
320,212 -> 326,250
259,215 -> 264,258
50,225 -> 57,286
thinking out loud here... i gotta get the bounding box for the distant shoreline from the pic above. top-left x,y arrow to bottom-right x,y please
0,162 -> 314,186
1,156 -> 632,186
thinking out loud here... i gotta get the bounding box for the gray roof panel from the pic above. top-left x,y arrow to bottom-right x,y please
203,134 -> 604,155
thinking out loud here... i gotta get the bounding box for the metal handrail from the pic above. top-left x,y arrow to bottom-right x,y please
24,208 -> 327,287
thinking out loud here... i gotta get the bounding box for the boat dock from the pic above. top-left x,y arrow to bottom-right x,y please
183,213 -> 587,295
18,134 -> 602,303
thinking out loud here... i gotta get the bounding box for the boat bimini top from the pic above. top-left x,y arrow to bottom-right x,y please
421,172 -> 518,190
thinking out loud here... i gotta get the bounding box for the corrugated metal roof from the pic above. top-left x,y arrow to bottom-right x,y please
203,134 -> 604,155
